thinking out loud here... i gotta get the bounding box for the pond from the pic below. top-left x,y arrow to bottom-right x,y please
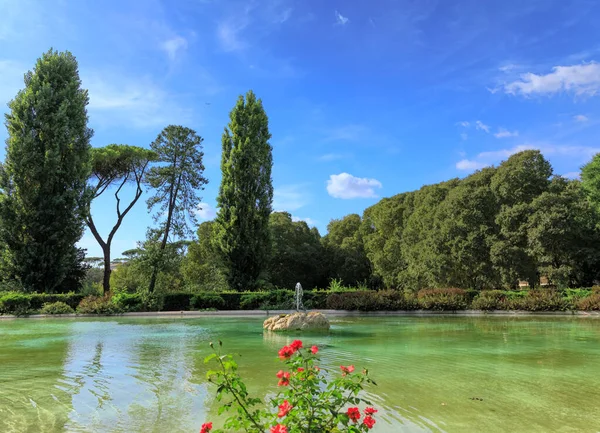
1,315 -> 599,432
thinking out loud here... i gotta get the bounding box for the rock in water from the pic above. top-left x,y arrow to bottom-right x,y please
263,312 -> 330,331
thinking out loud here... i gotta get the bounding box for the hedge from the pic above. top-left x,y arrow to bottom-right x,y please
2,288 -> 600,315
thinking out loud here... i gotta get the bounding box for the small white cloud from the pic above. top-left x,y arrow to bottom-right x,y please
494,128 -> 519,138
475,120 -> 490,133
456,143 -> 600,172
499,64 -> 519,72
160,36 -> 188,61
327,173 -> 382,199
273,184 -> 309,211
335,10 -> 349,25
276,8 -> 293,23
574,114 -> 589,122
503,62 -> 600,97
323,124 -> 367,142
196,202 -> 216,220
460,133 -> 468,141
318,153 -> 346,162
291,215 -> 317,226
456,159 -> 488,170
457,121 -> 470,127
217,20 -> 247,52
85,71 -> 191,129
563,171 -> 580,179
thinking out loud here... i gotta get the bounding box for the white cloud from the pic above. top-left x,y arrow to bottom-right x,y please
196,202 -> 216,220
563,171 -> 581,179
326,173 -> 382,199
494,128 -> 519,138
456,143 -> 600,171
217,20 -> 248,52
457,121 -> 470,127
574,114 -> 589,122
85,72 -> 191,128
456,159 -> 487,170
273,184 -> 309,211
475,120 -> 490,133
318,153 -> 346,162
292,215 -> 317,226
503,62 -> 600,97
323,124 -> 367,142
160,36 -> 188,61
335,10 -> 349,25
460,132 -> 468,141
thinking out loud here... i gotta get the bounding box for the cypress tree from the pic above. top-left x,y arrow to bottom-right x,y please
0,49 -> 92,292
214,90 -> 273,290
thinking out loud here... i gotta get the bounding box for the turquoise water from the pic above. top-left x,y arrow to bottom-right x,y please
1,316 -> 599,432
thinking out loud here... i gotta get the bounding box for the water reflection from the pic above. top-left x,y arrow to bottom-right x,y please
0,316 -> 599,432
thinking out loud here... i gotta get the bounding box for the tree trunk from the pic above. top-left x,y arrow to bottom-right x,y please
102,244 -> 111,295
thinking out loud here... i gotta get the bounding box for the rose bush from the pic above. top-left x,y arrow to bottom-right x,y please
204,339 -> 378,432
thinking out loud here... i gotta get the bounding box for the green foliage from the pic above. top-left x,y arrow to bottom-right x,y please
0,292 -> 32,315
266,212 -> 326,290
145,125 -> 208,292
111,292 -> 143,312
326,290 -> 415,311
416,288 -> 470,310
577,293 -> 600,310
181,222 -> 228,291
109,262 -> 146,293
0,49 -> 91,293
40,301 -> 74,315
581,153 -> 600,213
86,144 -> 157,293
76,295 -> 121,314
511,289 -> 570,311
214,90 -> 273,291
190,292 -> 225,310
205,340 -> 378,432
322,214 -> 372,287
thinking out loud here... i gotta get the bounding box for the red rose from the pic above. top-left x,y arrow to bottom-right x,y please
340,365 -> 355,375
297,367 -> 304,372
277,400 -> 293,418
364,407 -> 378,415
270,424 -> 288,433
290,340 -> 303,351
277,371 -> 291,386
347,407 -> 361,422
311,345 -> 318,354
276,370 -> 285,378
200,422 -> 212,433
363,415 -> 376,429
278,345 -> 294,360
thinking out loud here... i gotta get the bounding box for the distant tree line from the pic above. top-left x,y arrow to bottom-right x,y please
2,49 -> 600,295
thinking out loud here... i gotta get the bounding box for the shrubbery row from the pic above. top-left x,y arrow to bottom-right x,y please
2,287 -> 600,315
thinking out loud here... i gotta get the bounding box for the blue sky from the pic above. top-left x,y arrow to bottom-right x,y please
1,0 -> 600,258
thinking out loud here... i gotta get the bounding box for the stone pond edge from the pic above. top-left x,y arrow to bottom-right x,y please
1,309 -> 599,320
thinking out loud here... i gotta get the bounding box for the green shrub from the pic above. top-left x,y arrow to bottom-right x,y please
576,293 -> 600,311
161,293 -> 193,311
325,290 -> 415,311
77,295 -> 121,314
111,292 -> 143,312
472,290 -> 510,311
0,292 -> 32,315
417,288 -> 469,310
190,292 -> 225,310
509,289 -> 570,311
40,301 -> 74,315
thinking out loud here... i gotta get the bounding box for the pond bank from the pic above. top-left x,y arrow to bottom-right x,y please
1,309 -> 599,319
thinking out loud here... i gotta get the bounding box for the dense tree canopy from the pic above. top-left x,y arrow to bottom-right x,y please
0,49 -> 92,293
213,90 -> 273,291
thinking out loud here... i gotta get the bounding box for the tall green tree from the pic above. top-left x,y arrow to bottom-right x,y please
181,221 -> 228,291
85,144 -> 157,294
322,214 -> 372,287
213,90 -> 273,291
145,125 -> 208,292
581,153 -> 600,213
0,49 -> 92,292
267,212 -> 326,289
